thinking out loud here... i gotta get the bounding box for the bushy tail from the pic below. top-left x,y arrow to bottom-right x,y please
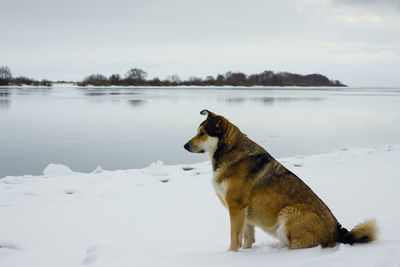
338,219 -> 378,244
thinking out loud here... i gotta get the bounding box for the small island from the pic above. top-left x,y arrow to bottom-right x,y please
1,66 -> 346,87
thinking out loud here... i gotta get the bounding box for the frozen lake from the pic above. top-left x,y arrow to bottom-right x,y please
1,85 -> 400,178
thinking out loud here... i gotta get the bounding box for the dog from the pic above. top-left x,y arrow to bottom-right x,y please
184,109 -> 378,251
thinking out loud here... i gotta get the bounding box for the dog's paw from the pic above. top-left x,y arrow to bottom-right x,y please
228,243 -> 240,252
242,243 -> 253,249
243,238 -> 255,249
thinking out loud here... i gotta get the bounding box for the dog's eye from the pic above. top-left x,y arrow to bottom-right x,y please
199,131 -> 205,137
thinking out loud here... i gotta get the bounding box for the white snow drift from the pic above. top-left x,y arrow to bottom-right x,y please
1,145 -> 400,267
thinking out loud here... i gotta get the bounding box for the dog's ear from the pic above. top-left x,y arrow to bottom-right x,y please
201,111 -> 224,137
200,109 -> 218,118
201,110 -> 222,129
200,109 -> 211,116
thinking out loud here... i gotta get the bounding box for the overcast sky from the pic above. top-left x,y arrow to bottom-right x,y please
1,0 -> 399,86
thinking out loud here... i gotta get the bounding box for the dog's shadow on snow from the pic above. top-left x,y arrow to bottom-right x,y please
206,241 -> 341,257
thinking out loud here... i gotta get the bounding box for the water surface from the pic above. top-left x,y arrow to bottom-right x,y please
1,86 -> 400,178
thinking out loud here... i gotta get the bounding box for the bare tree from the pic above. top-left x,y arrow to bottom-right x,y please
215,74 -> 225,86
0,66 -> 12,85
109,74 -> 121,85
224,71 -> 233,81
79,74 -> 110,86
125,68 -> 148,82
224,71 -> 247,85
150,77 -> 162,86
167,74 -> 181,83
205,75 -> 215,81
188,76 -> 202,82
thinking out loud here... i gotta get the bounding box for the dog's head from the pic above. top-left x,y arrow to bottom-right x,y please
184,109 -> 224,157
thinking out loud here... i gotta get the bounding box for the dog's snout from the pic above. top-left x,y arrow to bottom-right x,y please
184,142 -> 190,151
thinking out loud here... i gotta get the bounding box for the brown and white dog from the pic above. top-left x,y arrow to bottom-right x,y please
184,109 -> 378,251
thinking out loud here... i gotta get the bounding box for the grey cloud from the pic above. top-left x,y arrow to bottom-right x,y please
332,0 -> 400,9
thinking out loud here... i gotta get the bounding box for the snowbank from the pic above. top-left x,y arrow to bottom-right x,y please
1,145 -> 399,266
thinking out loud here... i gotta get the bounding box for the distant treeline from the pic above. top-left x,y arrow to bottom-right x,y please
0,65 -> 346,87
0,66 -> 52,86
78,68 -> 346,87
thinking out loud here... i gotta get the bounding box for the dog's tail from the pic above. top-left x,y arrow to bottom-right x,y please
337,219 -> 378,244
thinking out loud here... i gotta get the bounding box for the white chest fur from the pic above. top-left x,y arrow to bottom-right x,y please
212,170 -> 228,201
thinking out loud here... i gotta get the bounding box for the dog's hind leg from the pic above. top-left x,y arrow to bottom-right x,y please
243,223 -> 255,249
280,207 -> 332,249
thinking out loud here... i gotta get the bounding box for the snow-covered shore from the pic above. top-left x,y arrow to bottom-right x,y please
1,83 -> 349,89
1,145 -> 400,266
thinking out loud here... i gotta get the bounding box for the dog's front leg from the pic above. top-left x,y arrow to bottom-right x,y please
228,203 -> 245,252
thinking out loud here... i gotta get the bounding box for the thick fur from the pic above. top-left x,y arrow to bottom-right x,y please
184,110 -> 378,251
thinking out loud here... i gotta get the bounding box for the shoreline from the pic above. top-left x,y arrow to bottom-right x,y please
2,84 -> 400,90
1,144 -> 398,180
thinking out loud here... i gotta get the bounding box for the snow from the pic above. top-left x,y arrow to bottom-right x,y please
43,164 -> 74,176
1,145 -> 400,267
